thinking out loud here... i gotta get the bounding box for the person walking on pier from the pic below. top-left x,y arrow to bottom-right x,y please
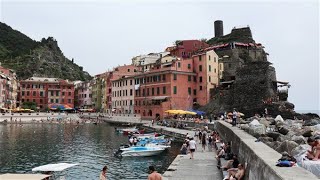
189,137 -> 196,159
232,109 -> 237,126
148,166 -> 162,180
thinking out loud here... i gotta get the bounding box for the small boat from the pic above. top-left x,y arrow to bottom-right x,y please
145,143 -> 171,149
120,146 -> 165,157
116,127 -> 139,135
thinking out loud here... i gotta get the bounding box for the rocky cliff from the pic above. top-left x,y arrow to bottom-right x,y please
0,22 -> 91,81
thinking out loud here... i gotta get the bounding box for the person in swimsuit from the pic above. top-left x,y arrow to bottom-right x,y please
307,137 -> 320,160
225,164 -> 244,180
148,166 -> 162,180
99,165 -> 107,180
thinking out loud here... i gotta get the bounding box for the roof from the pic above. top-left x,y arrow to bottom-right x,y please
0,173 -> 51,180
25,77 -> 59,82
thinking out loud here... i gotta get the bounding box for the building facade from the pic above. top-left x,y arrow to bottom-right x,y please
166,40 -> 209,59
74,81 -> 92,109
0,66 -> 18,109
18,77 -> 75,110
111,76 -> 135,114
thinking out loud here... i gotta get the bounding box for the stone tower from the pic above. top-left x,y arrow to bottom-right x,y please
214,20 -> 224,37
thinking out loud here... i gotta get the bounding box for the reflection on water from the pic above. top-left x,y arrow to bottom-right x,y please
0,123 -> 180,179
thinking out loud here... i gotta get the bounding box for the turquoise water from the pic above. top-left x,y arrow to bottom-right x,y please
0,123 -> 180,179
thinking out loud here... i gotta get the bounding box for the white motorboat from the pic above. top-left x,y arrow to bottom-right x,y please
120,146 -> 165,157
145,143 -> 171,149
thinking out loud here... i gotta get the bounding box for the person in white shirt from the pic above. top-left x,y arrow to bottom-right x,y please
188,137 -> 197,159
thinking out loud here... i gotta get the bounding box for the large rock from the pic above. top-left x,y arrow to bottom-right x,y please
275,115 -> 284,122
266,141 -> 282,150
291,135 -> 306,144
303,119 -> 320,126
248,120 -> 266,137
259,118 -> 270,127
291,144 -> 310,157
266,132 -> 281,141
259,136 -> 274,143
278,127 -> 289,135
276,140 -> 299,155
240,124 -> 249,131
302,130 -> 313,137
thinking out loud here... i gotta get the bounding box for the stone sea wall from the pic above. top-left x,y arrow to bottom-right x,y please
215,121 -> 318,180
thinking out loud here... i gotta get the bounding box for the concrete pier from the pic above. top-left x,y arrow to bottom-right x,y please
144,123 -> 222,180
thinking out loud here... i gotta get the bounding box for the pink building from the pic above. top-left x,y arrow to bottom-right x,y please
166,40 -> 209,59
74,81 -> 92,108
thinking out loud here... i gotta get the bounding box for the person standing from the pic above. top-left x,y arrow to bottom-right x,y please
148,166 -> 162,180
189,137 -> 197,159
99,166 -> 107,180
201,131 -> 207,152
232,109 -> 237,126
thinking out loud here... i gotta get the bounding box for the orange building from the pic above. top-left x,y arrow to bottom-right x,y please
18,77 -> 75,110
134,49 -> 219,119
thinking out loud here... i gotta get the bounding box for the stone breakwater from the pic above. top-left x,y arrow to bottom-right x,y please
238,115 -> 320,177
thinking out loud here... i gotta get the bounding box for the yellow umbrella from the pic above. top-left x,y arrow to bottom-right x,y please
175,110 -> 187,114
165,110 -> 177,114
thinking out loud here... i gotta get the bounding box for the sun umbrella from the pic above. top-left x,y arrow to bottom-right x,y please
185,111 -> 197,115
227,112 -> 233,116
238,112 -> 245,116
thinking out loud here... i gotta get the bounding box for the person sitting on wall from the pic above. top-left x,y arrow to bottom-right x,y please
307,137 -> 320,160
224,164 -> 245,180
219,155 -> 239,170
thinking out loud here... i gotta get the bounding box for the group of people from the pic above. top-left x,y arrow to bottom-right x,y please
99,165 -> 162,180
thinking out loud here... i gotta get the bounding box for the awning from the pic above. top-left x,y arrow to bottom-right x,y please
0,173 -> 51,180
150,96 -> 169,100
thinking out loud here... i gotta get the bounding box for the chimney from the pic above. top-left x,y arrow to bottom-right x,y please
214,20 -> 224,37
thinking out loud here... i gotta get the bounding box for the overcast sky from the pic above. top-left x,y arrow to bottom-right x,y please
0,0 -> 319,112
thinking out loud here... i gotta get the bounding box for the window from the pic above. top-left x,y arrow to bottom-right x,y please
152,88 -> 154,95
130,100 -> 133,106
162,74 -> 166,81
193,76 -> 197,82
157,87 -> 160,95
219,64 -> 222,69
173,74 -> 177,80
130,80 -> 133,85
40,99 -> 43,103
209,55 -> 211,60
214,57 -> 217,62
128,69 -> 130,72
56,91 -> 59,96
173,86 -> 177,94
229,63 -> 232,68
33,99 -> 36,102
68,99 -> 71,103
209,65 -> 211,72
209,76 -> 211,82
188,87 -> 191,95
50,99 -> 54,103
55,99 -> 59,103
163,86 -> 166,95
50,91 -> 54,96
214,68 -> 216,73
193,89 -> 197,95
22,91 -> 25,96
178,62 -> 181,68
33,91 -> 36,96
187,64 -> 191,69
27,91 -> 30,96
68,92 -> 71,96
200,86 -> 203,90
130,89 -> 133,96
62,92 -> 65,96
40,91 -> 44,97
199,76 -> 203,83
199,55 -> 202,61
188,75 -> 191,82
199,65 -> 202,72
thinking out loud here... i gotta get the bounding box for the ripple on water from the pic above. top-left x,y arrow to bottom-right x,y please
0,124 -> 181,179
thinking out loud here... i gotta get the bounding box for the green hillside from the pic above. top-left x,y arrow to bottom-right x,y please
0,22 -> 92,81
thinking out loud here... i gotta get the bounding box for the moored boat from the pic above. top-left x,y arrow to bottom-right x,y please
120,146 -> 165,157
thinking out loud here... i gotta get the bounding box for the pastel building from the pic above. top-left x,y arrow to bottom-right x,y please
18,77 -> 75,110
165,40 -> 209,59
111,76 -> 135,114
0,66 -> 17,109
74,81 -> 92,109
